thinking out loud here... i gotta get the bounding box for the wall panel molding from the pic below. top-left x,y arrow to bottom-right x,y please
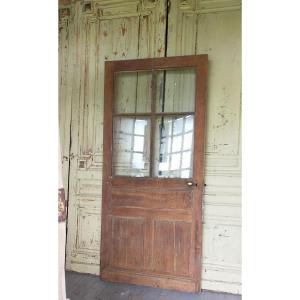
59,3 -> 73,196
63,0 -> 168,282
179,0 -> 241,13
167,2 -> 241,293
76,178 -> 102,196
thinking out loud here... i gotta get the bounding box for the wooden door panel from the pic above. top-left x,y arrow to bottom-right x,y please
111,188 -> 192,210
111,187 -> 193,222
175,222 -> 192,276
111,207 -> 193,223
111,216 -> 145,270
110,217 -> 193,277
110,186 -> 194,277
152,221 -> 192,277
153,221 -> 175,273
111,217 -> 127,269
126,218 -> 145,269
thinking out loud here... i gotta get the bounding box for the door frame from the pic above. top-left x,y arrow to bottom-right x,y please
100,55 -> 208,291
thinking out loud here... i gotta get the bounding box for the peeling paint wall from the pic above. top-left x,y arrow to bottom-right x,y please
59,0 -> 241,294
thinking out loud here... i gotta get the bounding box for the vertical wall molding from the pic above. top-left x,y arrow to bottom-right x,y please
167,0 -> 241,294
61,0 -> 168,278
59,2 -> 73,196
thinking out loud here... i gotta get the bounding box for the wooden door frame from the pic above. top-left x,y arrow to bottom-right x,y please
100,55 -> 208,291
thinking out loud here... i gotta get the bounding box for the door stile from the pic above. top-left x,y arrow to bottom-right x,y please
191,59 -> 208,290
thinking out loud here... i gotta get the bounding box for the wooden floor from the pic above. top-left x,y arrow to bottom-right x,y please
66,271 -> 241,300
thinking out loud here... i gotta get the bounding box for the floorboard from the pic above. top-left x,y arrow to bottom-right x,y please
66,271 -> 241,300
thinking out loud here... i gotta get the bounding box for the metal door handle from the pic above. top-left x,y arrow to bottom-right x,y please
187,181 -> 197,187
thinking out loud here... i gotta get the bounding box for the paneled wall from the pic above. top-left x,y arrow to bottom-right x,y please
59,0 -> 241,294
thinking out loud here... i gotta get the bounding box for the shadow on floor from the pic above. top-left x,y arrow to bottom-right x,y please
66,271 -> 241,300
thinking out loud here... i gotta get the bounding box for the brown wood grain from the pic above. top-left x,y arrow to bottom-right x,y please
111,55 -> 208,72
175,222 -> 192,276
111,217 -> 127,269
101,268 -> 197,292
153,221 -> 175,273
111,188 -> 192,210
111,177 -> 195,188
113,111 -> 195,117
111,207 -> 192,222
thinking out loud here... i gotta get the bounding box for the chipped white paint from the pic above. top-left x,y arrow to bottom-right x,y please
168,1 -> 241,293
59,0 -> 241,294
59,12 -> 72,196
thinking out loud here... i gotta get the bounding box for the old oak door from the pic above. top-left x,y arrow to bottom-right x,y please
100,55 -> 208,292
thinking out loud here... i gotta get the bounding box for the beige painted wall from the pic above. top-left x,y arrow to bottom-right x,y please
59,0 -> 241,294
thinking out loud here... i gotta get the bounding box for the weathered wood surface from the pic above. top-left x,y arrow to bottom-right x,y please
100,55 -> 207,292
59,0 -> 241,294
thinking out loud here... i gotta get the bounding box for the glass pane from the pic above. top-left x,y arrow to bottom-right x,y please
112,117 -> 150,177
154,115 -> 194,178
185,115 -> 194,131
155,68 -> 196,113
172,135 -> 182,152
114,71 -> 152,113
183,132 -> 193,151
182,151 -> 192,169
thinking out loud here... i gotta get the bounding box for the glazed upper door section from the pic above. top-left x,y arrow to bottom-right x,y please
112,68 -> 196,178
101,55 -> 208,293
113,68 -> 195,114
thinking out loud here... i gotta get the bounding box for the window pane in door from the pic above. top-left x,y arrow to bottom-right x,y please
114,71 -> 152,113
154,115 -> 194,178
112,117 -> 150,177
114,68 -> 195,114
155,68 -> 196,113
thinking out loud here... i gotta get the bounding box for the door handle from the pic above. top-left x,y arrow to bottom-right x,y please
187,181 -> 197,187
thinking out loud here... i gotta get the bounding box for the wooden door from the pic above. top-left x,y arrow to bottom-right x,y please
100,55 -> 208,292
